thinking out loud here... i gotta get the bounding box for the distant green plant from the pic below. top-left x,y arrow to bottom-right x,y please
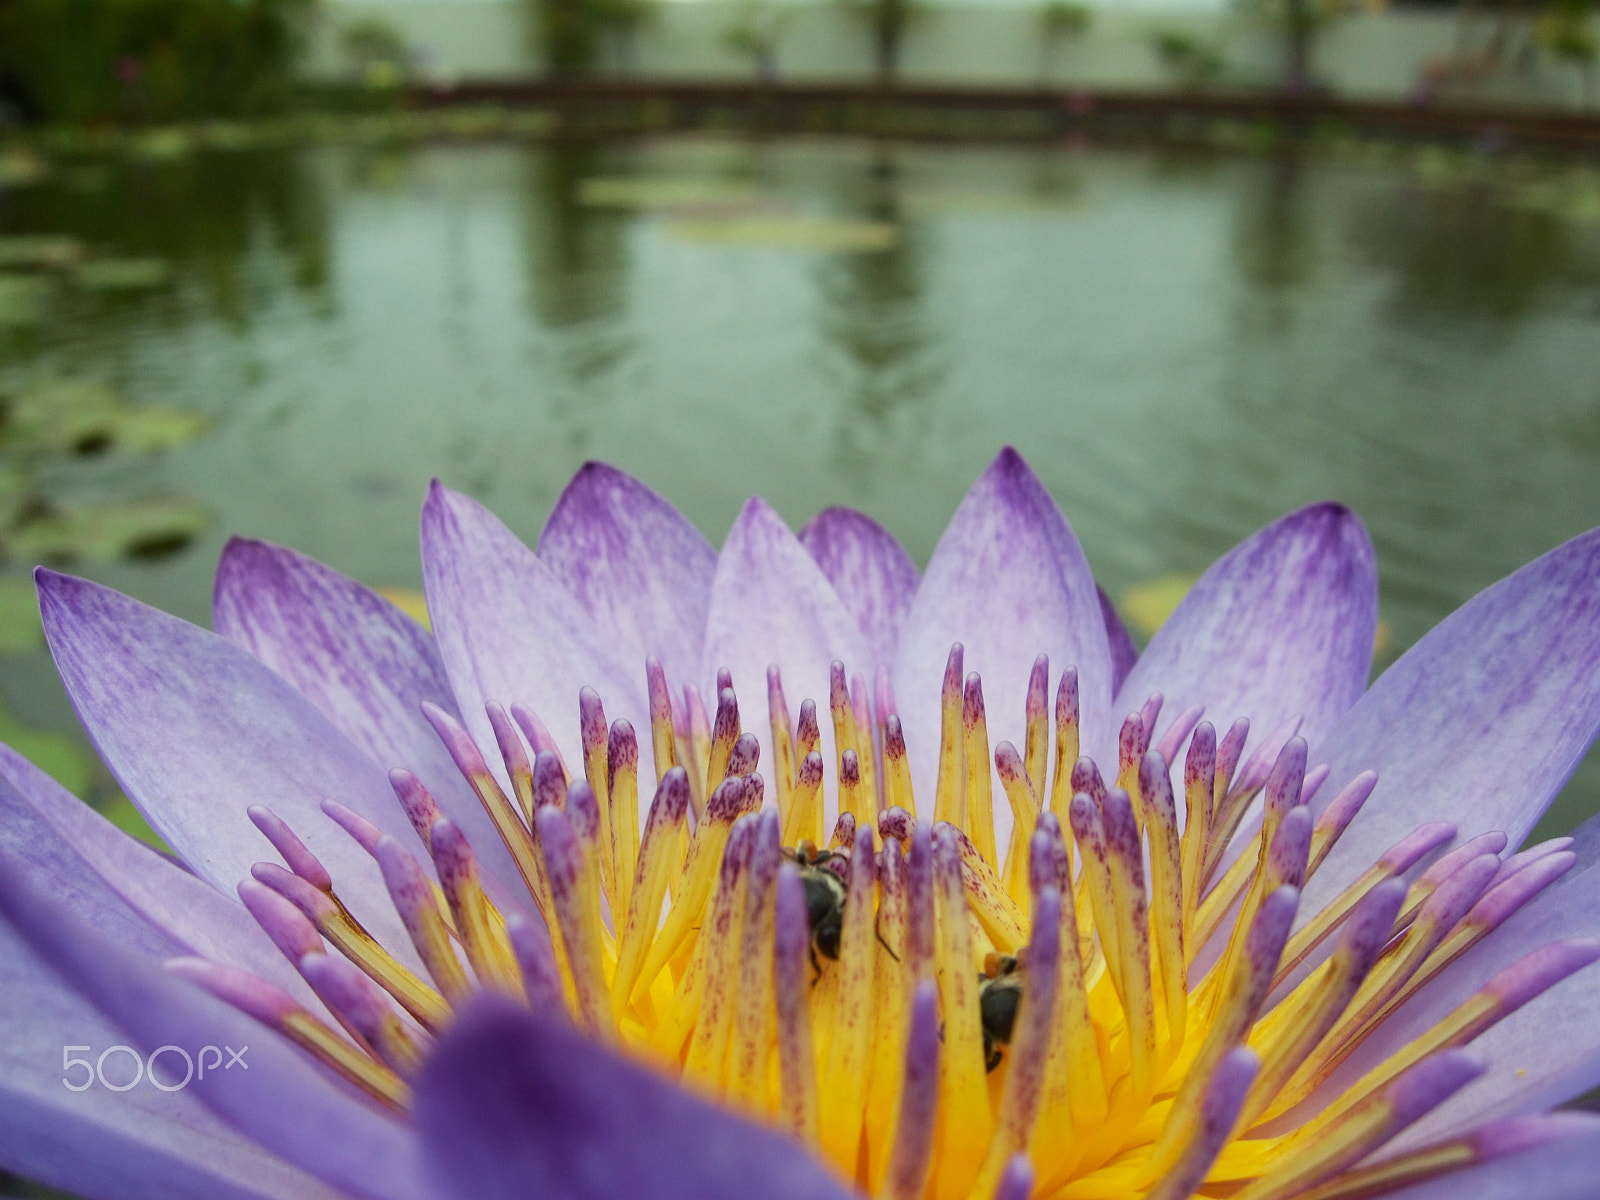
1536,0 -> 1597,104
838,0 -> 928,83
531,0 -> 656,76
340,17 -> 411,89
1037,0 -> 1091,81
1039,0 -> 1091,39
722,0 -> 793,81
1150,27 -> 1225,87
0,0 -> 311,123
1236,0 -> 1356,91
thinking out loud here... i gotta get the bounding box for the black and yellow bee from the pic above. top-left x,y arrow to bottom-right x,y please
978,952 -> 1023,1072
786,842 -> 848,977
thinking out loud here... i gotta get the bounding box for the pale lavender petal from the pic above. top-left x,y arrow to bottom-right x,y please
0,916 -> 346,1200
535,462 -> 716,692
1116,503 -> 1377,765
421,482 -> 651,787
1321,939 -> 1600,1157
0,844 -> 424,1200
1304,525 -> 1600,916
415,996 -> 855,1200
1324,811 -> 1600,1145
894,448 -> 1113,800
1098,585 -> 1138,695
1378,1118 -> 1600,1200
213,539 -> 517,898
36,571 -> 417,953
0,743 -> 314,999
702,496 -> 872,824
798,506 -> 920,673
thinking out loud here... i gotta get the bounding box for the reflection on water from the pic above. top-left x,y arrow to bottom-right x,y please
816,146 -> 943,484
2,132 -> 1600,836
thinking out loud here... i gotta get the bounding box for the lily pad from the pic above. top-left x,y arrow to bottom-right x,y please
1121,573 -> 1198,639
0,378 -> 207,455
0,703 -> 92,798
129,128 -> 194,161
664,217 -> 898,251
0,235 -> 84,270
580,177 -> 764,210
376,586 -> 431,630
8,497 -> 210,562
0,578 -> 43,652
0,148 -> 49,188
0,275 -> 49,326
0,465 -> 27,529
99,792 -> 171,851
76,258 -> 172,291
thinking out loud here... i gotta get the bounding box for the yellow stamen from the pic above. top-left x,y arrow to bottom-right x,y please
964,675 -> 999,870
932,824 -> 993,1200
820,827 -> 880,1174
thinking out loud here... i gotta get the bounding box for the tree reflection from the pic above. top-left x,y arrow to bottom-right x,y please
815,145 -> 942,483
519,138 -> 634,397
1229,137 -> 1319,342
1346,165 -> 1600,325
0,145 -> 331,332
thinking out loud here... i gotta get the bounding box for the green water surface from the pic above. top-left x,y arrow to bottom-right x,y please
2,132 -> 1599,838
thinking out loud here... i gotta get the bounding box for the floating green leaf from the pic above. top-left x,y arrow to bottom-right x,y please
100,793 -> 170,851
7,497 -> 210,562
0,235 -> 84,269
129,128 -> 194,161
0,148 -> 49,188
0,466 -> 27,529
0,377 -> 208,455
76,258 -> 172,291
0,578 -> 43,652
580,177 -> 764,210
0,703 -> 92,798
664,217 -> 898,251
1122,573 -> 1198,639
0,275 -> 50,326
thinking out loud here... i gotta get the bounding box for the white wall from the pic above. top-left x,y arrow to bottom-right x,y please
301,0 -> 1596,110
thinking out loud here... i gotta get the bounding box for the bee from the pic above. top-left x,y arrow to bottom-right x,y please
785,842 -> 849,979
978,952 -> 1023,1073
784,841 -> 900,982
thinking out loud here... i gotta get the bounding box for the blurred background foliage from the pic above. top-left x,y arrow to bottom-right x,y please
0,0 -> 312,124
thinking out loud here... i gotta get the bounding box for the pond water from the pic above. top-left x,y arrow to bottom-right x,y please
2,131 -> 1600,839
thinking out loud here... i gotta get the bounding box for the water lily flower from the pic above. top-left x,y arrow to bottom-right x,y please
7,447 -> 1600,1200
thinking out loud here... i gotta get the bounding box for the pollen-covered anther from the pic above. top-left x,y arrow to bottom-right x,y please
171,647 -> 1597,1200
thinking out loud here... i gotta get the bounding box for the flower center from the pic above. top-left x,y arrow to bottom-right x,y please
174,645 -> 1595,1200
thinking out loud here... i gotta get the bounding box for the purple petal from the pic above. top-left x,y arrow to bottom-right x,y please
894,448 -> 1113,798
0,917 -> 346,1200
421,482 -> 651,785
1304,525 -> 1600,915
1322,811 -> 1600,1145
0,743 -> 313,1001
0,843 -> 425,1200
1115,503 -> 1377,758
415,996 -> 854,1200
213,540 -> 518,899
535,462 -> 716,692
1378,1122 -> 1600,1200
1098,585 -> 1139,695
701,497 -> 872,821
37,571 -> 419,953
798,506 -> 920,672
